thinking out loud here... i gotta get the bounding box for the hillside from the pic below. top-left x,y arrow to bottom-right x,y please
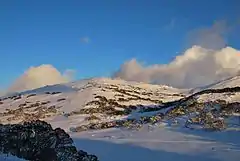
0,77 -> 240,161
0,78 -> 186,127
189,75 -> 240,93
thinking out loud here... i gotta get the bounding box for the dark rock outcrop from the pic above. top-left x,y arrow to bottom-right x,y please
0,120 -> 99,161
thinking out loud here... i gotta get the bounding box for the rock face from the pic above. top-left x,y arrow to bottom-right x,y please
0,120 -> 99,161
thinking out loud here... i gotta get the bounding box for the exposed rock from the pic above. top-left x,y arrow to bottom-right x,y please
72,112 -> 164,132
26,94 -> 37,98
57,98 -> 66,102
0,120 -> 99,161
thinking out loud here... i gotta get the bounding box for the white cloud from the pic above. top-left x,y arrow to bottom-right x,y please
114,20 -> 240,88
7,64 -> 75,93
113,46 -> 240,88
80,36 -> 90,43
63,69 -> 76,80
186,20 -> 230,50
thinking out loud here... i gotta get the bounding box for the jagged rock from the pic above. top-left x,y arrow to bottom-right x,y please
0,120 -> 99,161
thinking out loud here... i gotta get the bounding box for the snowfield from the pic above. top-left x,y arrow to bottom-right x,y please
0,154 -> 26,161
71,126 -> 240,161
0,77 -> 240,161
190,76 -> 240,94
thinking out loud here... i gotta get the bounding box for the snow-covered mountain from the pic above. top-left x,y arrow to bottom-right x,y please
0,78 -> 186,126
0,77 -> 240,161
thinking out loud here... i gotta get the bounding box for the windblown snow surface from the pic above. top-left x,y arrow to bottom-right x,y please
71,125 -> 240,161
0,154 -> 26,161
190,76 -> 240,94
0,77 -> 240,161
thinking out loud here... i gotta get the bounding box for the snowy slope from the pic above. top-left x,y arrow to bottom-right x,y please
72,126 -> 240,161
0,76 -> 240,161
187,76 -> 240,102
0,77 -> 185,126
190,75 -> 240,93
0,154 -> 26,161
209,76 -> 240,89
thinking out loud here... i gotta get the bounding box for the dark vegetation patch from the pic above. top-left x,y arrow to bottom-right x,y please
26,94 -> 36,98
57,98 -> 66,102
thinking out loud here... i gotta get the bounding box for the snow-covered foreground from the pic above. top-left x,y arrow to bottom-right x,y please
71,126 -> 240,161
0,154 -> 26,161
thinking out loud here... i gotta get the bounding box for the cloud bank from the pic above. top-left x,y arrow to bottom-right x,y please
7,64 -> 75,93
113,20 -> 240,89
186,20 -> 229,50
113,46 -> 240,89
2,20 -> 239,95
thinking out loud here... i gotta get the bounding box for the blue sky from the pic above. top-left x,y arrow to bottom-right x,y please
0,0 -> 239,88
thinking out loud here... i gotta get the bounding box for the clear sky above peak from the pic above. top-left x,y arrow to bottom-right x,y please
0,0 -> 239,88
